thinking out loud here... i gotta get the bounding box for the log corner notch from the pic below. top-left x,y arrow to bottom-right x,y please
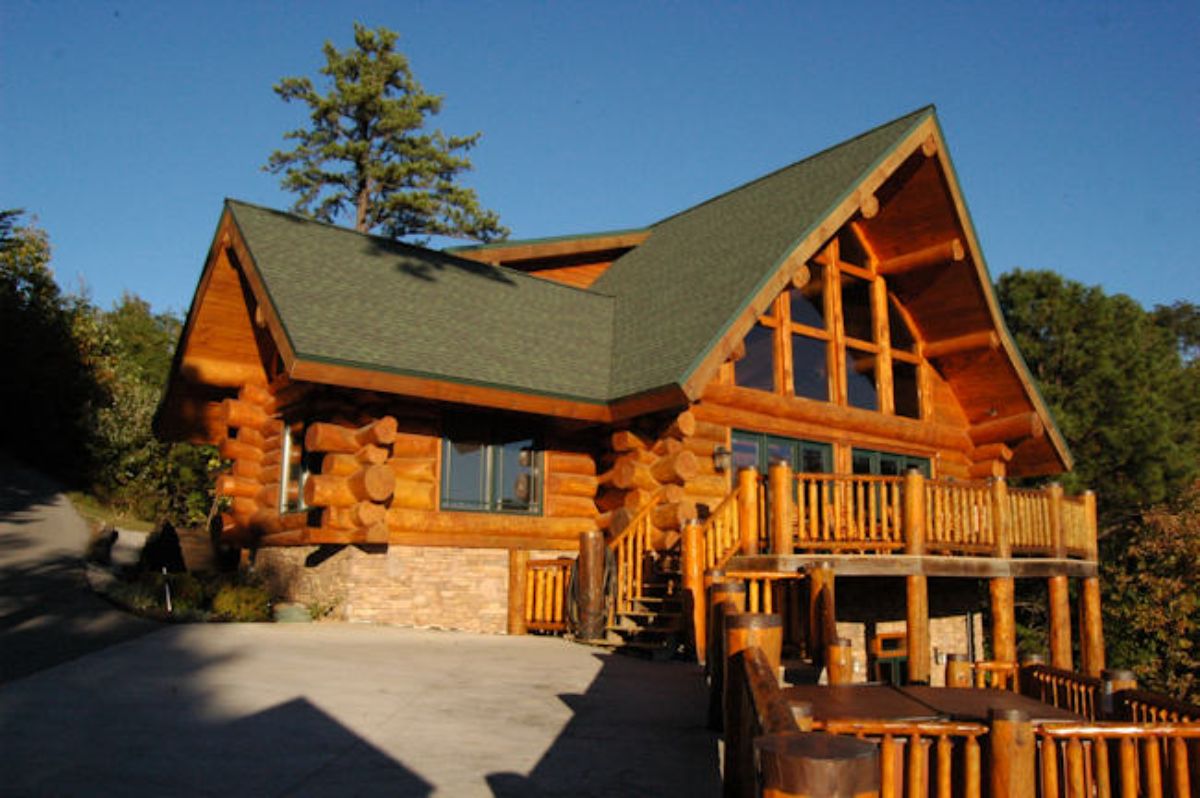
212,381 -> 288,543
595,409 -> 728,541
302,416 -> 405,542
969,411 -> 1045,448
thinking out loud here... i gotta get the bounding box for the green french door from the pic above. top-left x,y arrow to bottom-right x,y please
731,431 -> 832,475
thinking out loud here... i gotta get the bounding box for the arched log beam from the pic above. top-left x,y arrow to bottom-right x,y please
877,237 -> 964,276
970,412 -> 1044,447
922,330 -> 1000,359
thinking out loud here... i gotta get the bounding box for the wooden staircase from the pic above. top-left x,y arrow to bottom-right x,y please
601,548 -> 685,659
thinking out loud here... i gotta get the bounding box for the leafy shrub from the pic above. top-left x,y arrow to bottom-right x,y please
211,583 -> 272,622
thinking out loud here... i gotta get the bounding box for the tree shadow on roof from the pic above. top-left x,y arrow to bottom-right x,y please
486,651 -> 721,797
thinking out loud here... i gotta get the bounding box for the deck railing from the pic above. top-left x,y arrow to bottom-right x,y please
816,719 -> 987,798
1118,690 -> 1200,724
1037,723 -> 1200,797
1009,486 -> 1056,554
1020,663 -> 1103,721
524,557 -> 572,633
794,473 -> 906,552
1060,494 -> 1092,558
924,478 -> 995,555
702,486 -> 743,571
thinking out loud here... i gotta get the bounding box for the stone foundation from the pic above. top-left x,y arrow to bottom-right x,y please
255,544 -> 512,633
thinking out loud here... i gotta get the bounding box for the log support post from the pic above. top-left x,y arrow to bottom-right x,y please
736,467 -> 759,555
946,653 -> 972,687
768,460 -> 793,555
1047,575 -> 1073,671
1079,576 -> 1105,678
682,520 -> 707,664
903,468 -> 926,556
826,637 -> 854,685
723,613 -> 784,797
990,577 -> 1017,664
755,734 -> 880,798
989,708 -> 1036,797
577,529 -> 606,641
507,549 -> 528,636
707,579 -> 747,731
808,565 -> 836,666
906,574 -> 931,684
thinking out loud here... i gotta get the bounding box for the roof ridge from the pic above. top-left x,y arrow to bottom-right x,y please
445,226 -> 649,253
648,105 -> 935,229
224,199 -> 617,300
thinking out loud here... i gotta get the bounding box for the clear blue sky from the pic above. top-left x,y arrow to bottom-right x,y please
3,1 -> 1197,316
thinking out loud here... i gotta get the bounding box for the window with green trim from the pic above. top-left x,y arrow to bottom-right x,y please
851,447 -> 930,478
732,431 -> 832,475
442,420 -> 541,513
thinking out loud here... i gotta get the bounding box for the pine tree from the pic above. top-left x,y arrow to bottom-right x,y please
265,24 -> 508,243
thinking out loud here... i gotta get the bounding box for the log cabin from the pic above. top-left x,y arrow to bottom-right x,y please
156,106 -> 1102,683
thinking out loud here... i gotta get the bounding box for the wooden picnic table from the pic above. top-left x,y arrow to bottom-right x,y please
897,685 -> 1082,723
781,685 -> 943,722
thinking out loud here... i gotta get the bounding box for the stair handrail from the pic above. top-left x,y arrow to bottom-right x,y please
607,486 -> 666,626
702,483 -> 743,572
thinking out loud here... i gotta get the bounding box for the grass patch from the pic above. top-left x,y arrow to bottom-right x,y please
67,491 -> 156,533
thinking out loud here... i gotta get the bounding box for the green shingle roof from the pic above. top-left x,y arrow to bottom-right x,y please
595,106 -> 933,398
227,201 -> 615,402
224,107 -> 932,405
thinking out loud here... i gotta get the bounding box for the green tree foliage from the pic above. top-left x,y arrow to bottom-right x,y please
0,211 -> 216,526
1104,485 -> 1200,702
998,269 -> 1200,698
265,23 -> 508,242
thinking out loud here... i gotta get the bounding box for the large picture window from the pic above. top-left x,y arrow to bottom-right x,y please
442,420 -> 541,514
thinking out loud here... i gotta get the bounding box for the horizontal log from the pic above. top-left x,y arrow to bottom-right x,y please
323,501 -> 387,529
683,436 -> 719,457
322,446 -> 390,476
877,238 -> 964,276
623,485 -> 685,510
305,416 -> 398,453
971,443 -> 1013,463
923,330 -> 1000,360
859,192 -> 879,220
650,450 -> 699,484
545,494 -> 599,519
970,412 -> 1044,447
229,496 -> 259,519
701,384 -> 971,452
238,382 -> 273,408
385,508 -> 596,540
231,459 -> 263,480
684,474 -> 731,497
545,471 -> 599,498
391,433 -> 439,459
652,500 -> 697,530
388,479 -> 436,511
595,490 -> 627,513
261,445 -> 300,468
651,437 -> 684,457
179,356 -> 265,388
692,420 -> 729,444
236,427 -> 267,451
386,456 -> 437,483
969,459 -> 1005,479
611,429 -> 651,452
216,474 -> 261,499
664,410 -> 697,439
219,398 -> 271,432
219,438 -> 263,463
608,459 -> 660,491
545,450 -> 596,476
303,464 -> 395,507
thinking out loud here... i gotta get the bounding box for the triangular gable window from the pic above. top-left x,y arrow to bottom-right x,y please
733,224 -> 925,420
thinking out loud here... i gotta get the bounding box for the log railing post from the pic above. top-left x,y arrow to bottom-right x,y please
991,476 -> 1011,558
946,653 -> 972,687
903,468 -> 926,555
768,460 -> 794,555
1080,576 -> 1105,678
827,637 -> 854,685
755,734 -> 880,798
737,467 -> 760,556
1047,482 -> 1065,559
990,576 -> 1018,664
507,549 -> 528,636
707,579 -> 748,730
808,565 -> 836,668
723,614 -> 784,797
1101,668 -> 1137,720
682,520 -> 707,664
1047,574 -> 1073,671
906,574 -> 931,684
1083,489 -> 1098,560
988,708 -> 1035,797
577,529 -> 606,641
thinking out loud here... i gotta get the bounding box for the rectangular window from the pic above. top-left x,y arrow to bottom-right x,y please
845,348 -> 879,411
790,263 -> 826,329
442,422 -> 540,514
893,360 -> 920,419
735,323 -> 776,392
791,334 -> 829,401
852,448 -> 930,478
840,273 -> 875,342
732,431 -> 832,474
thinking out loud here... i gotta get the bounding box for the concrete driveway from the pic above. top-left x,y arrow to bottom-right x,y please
0,456 -> 720,796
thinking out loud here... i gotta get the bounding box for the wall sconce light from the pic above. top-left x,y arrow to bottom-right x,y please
713,445 -> 733,473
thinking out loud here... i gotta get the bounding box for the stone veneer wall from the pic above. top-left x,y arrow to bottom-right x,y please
255,544 -> 515,634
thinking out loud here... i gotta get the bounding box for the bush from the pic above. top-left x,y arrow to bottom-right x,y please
211,583 -> 272,622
